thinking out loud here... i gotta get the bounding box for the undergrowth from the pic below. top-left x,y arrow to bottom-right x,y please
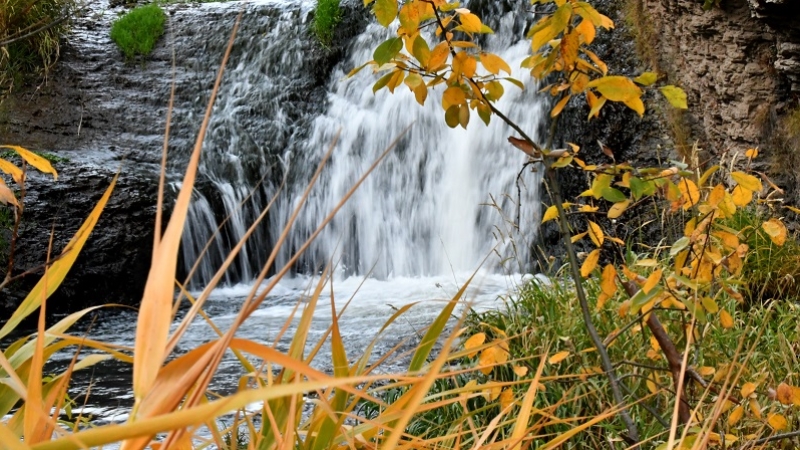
0,0 -> 73,94
110,3 -> 166,60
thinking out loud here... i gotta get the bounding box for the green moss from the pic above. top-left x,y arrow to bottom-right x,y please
0,0 -> 72,95
313,0 -> 341,46
110,4 -> 166,60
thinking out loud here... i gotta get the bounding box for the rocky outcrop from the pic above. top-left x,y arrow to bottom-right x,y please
636,0 -> 800,189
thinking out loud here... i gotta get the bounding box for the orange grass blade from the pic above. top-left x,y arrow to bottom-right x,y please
509,348 -> 550,450
131,7 -> 241,414
34,376 -> 384,450
0,423 -> 31,450
0,175 -> 118,340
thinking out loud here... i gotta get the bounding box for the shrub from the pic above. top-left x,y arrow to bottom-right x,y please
312,0 -> 340,46
109,3 -> 166,60
0,0 -> 72,94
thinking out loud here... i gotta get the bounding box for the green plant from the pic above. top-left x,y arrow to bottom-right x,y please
109,4 -> 166,60
0,0 -> 72,94
313,0 -> 340,46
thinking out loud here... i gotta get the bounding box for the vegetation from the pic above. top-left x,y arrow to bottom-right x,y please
110,4 -> 166,60
313,0 -> 341,46
1,0 -> 799,449
0,0 -> 72,95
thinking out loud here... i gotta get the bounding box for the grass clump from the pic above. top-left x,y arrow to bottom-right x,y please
0,0 -> 72,94
110,3 -> 166,60
312,0 -> 340,46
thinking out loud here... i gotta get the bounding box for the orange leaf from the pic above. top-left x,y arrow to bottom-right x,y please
464,333 -> 486,358
728,405 -> 744,426
768,413 -> 788,430
719,309 -> 734,329
548,350 -> 570,364
741,382 -> 757,398
762,218 -> 787,246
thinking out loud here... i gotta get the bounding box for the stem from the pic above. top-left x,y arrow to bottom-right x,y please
546,166 -> 640,443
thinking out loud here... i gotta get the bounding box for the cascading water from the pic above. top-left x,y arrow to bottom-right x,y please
181,0 -> 545,286
274,16 -> 545,279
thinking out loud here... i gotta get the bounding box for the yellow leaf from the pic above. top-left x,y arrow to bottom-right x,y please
480,52 -> 511,75
459,12 -> 482,33
560,30 -> 579,70
0,145 -> 58,181
573,1 -> 613,29
646,371 -> 658,394
719,309 -> 734,329
728,405 -> 744,426
542,205 -> 559,223
464,333 -> 486,358
571,231 -> 587,243
548,351 -> 570,364
608,199 -> 630,219
427,41 -> 449,71
745,147 -> 759,159
479,346 -> 496,374
768,413 -> 788,431
698,366 -> 715,377
579,204 -> 599,212
643,268 -> 662,294
600,264 -> 617,296
586,76 -> 642,102
623,96 -> 645,117
762,218 -> 787,246
580,249 -> 600,277
513,365 -> 529,377
0,158 -> 23,184
452,51 -> 477,78
659,85 -> 688,109
499,388 -> 514,410
678,178 -> 700,209
442,86 -> 467,110
741,382 -> 757,398
588,221 -> 604,247
731,171 -> 763,192
731,185 -> 753,206
550,95 -> 570,118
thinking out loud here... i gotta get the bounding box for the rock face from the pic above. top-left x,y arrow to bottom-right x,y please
638,0 -> 800,200
0,0 -> 368,319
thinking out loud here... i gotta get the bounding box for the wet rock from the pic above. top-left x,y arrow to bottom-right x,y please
0,0 -> 368,317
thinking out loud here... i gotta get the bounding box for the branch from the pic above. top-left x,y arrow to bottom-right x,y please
621,279 -> 692,424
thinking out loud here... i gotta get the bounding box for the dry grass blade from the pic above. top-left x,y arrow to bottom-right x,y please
509,347 -> 550,450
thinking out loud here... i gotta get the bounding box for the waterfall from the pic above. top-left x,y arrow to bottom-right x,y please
181,1 -> 545,286
274,12 -> 544,278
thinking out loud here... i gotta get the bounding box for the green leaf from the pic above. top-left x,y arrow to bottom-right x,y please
373,71 -> 394,93
634,72 -> 657,86
630,285 -> 662,315
411,35 -> 431,67
670,236 -> 690,256
485,80 -> 505,101
531,3 -> 572,50
477,103 -> 491,125
373,37 -> 403,65
445,105 -> 460,128
601,187 -> 627,202
660,85 -> 688,109
373,0 -> 398,27
504,77 -> 525,90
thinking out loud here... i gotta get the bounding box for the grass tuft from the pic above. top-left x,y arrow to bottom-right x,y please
0,0 -> 72,95
313,0 -> 340,46
110,3 -> 166,60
